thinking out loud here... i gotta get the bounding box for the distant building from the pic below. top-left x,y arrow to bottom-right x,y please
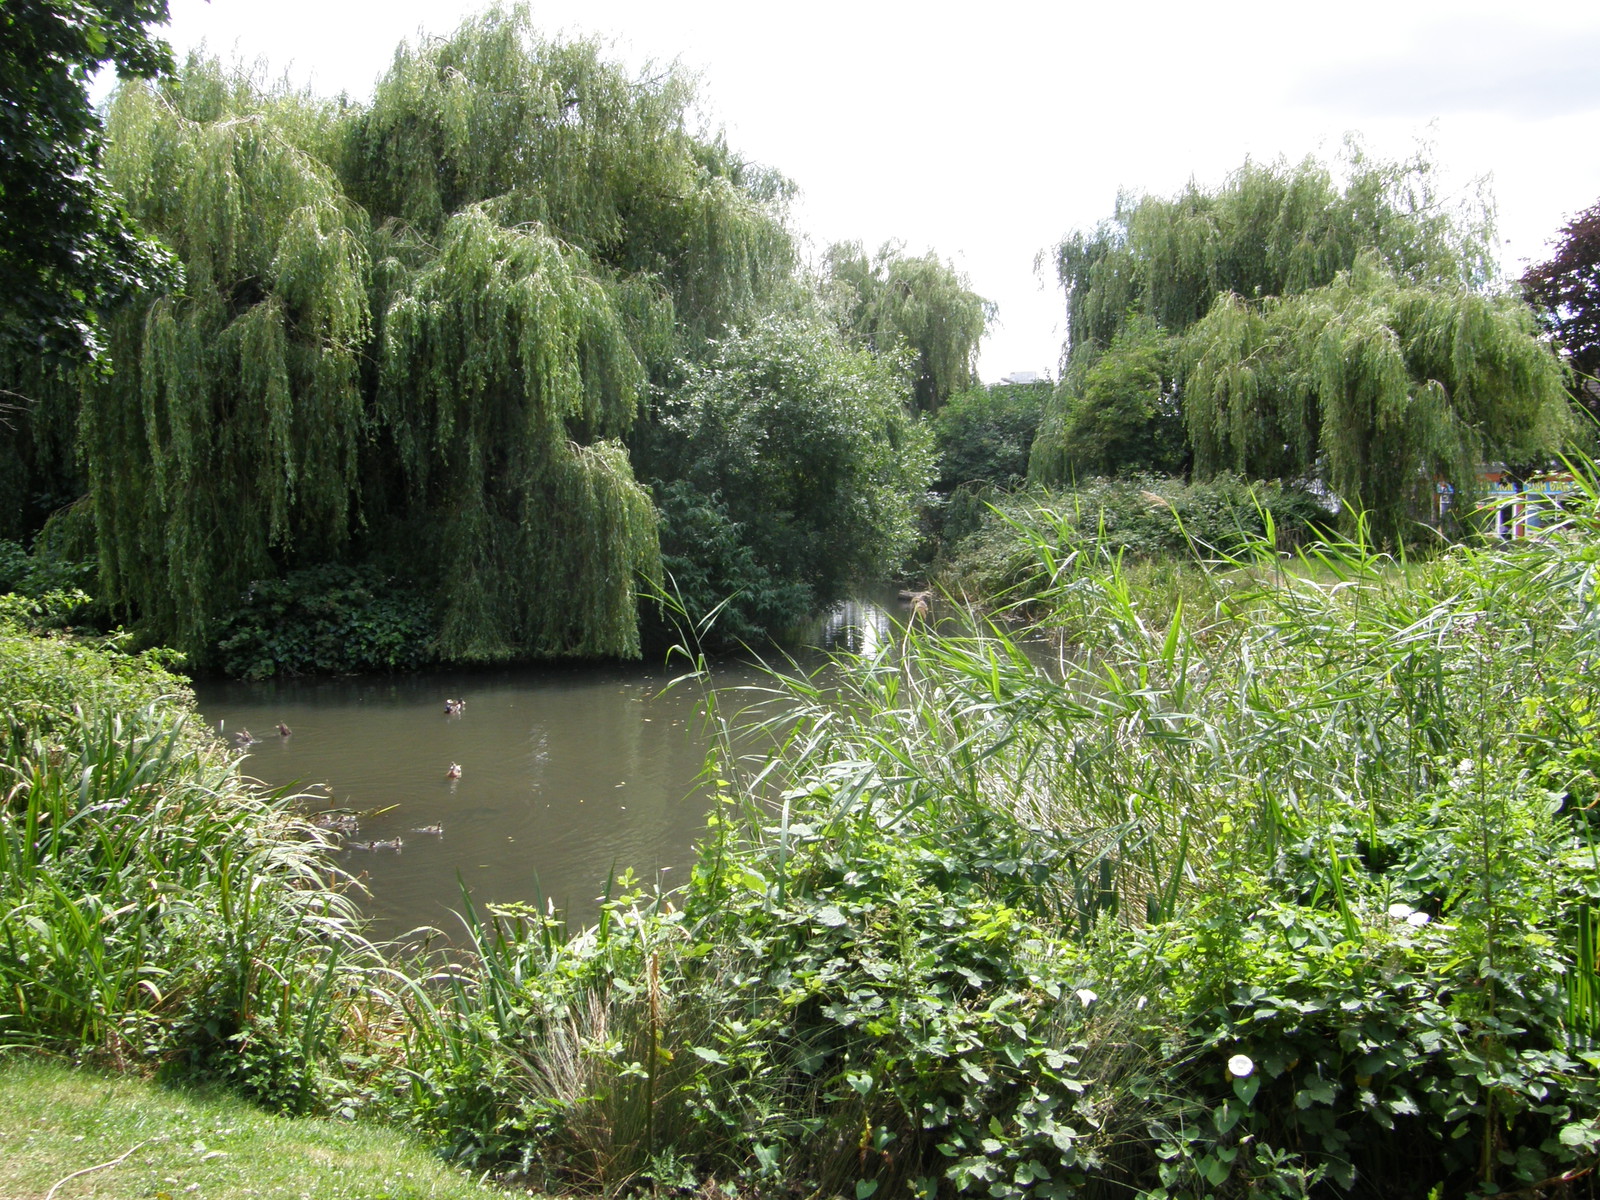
1434,465 -> 1577,537
999,371 -> 1043,385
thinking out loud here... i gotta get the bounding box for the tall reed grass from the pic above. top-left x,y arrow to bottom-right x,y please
0,606 -> 383,1114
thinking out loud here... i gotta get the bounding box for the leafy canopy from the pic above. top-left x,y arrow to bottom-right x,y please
1523,197 -> 1600,396
20,4 -> 804,664
342,4 -> 794,354
1183,253 -> 1569,536
0,0 -> 180,363
1033,146 -> 1567,541
824,240 -> 993,411
1051,143 -> 1497,360
1029,319 -> 1187,482
931,379 -> 1053,492
84,63 -> 372,656
651,315 -> 934,632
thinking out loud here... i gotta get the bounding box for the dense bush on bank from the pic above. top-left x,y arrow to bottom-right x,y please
939,473 -> 1328,596
0,599 -> 376,1113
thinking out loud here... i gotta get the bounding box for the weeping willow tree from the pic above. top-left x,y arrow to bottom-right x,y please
13,2 -> 804,665
1183,255 -> 1570,539
1029,145 -> 1569,526
823,240 -> 993,411
77,65 -> 369,655
377,206 -> 659,659
341,4 -> 793,352
342,5 -> 784,658
1051,145 -> 1496,360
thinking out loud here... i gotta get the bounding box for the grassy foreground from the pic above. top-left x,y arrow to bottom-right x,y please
0,1058 -> 500,1199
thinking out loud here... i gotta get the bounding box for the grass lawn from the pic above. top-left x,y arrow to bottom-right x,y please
0,1058 -> 512,1200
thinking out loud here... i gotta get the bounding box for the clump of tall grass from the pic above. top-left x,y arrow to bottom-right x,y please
0,601 -> 382,1114
400,476 -> 1600,1197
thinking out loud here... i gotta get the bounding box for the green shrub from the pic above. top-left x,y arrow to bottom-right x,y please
932,381 -> 1052,492
0,623 -> 377,1113
644,480 -> 815,651
212,563 -> 436,679
0,536 -> 102,628
939,473 -> 1329,608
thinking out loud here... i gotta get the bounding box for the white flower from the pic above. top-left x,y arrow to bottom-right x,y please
1406,910 -> 1431,927
1227,1053 -> 1255,1078
1387,902 -> 1414,920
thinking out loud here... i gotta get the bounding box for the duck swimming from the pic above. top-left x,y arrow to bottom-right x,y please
276,722 -> 292,737
446,762 -> 462,779
444,698 -> 465,715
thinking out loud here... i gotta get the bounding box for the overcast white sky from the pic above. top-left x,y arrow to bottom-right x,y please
139,0 -> 1600,383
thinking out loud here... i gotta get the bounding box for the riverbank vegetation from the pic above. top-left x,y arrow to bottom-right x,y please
7,3 -> 1600,1196
8,487 -> 1600,1195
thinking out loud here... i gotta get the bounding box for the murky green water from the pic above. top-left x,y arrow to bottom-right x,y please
192,600 -> 904,942
194,662 -> 745,942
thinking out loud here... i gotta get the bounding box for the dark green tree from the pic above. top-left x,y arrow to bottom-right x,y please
1029,320 -> 1187,482
651,316 -> 933,634
375,206 -> 659,660
824,240 -> 993,411
931,379 -> 1052,492
0,0 -> 179,363
1522,198 -> 1600,408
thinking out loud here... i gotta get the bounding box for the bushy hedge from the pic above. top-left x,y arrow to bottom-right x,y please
212,563 -> 436,680
940,473 -> 1329,606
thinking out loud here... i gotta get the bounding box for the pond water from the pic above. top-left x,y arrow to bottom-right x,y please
192,599 -> 905,942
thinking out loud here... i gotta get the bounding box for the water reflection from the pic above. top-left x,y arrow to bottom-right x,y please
813,598 -> 895,656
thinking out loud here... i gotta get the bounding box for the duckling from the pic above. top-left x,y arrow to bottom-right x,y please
409,824 -> 444,836
446,762 -> 462,780
231,728 -> 258,748
276,722 -> 292,737
370,838 -> 404,852
444,698 -> 465,715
